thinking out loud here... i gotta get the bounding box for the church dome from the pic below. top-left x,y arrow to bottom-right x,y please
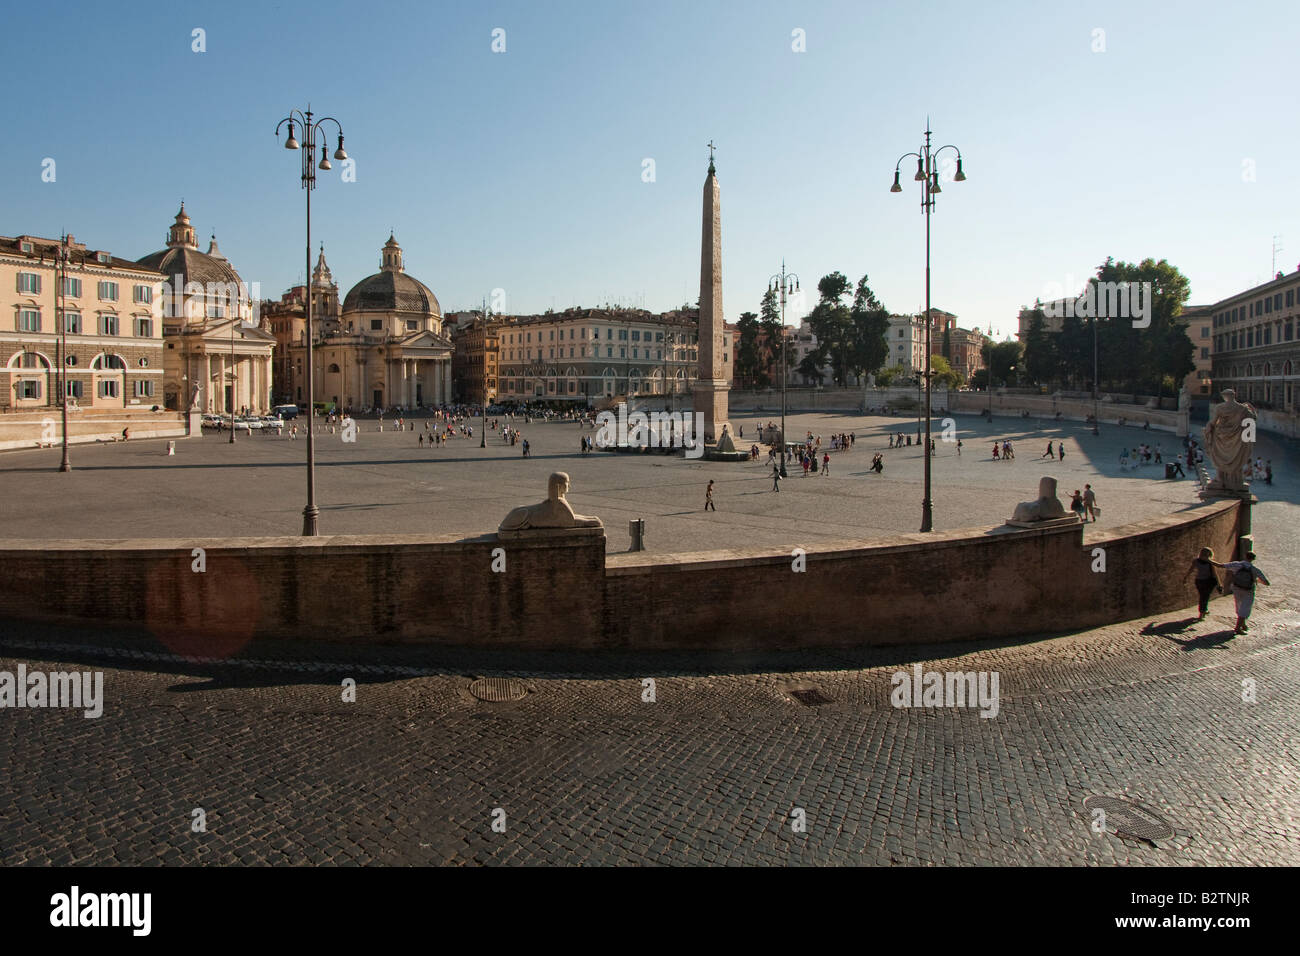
135,203 -> 244,287
341,235 -> 441,318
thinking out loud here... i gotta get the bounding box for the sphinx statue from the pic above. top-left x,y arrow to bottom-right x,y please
1011,476 -> 1070,523
499,472 -> 603,536
1203,388 -> 1256,493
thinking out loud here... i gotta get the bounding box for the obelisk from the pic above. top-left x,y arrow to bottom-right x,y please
693,144 -> 730,446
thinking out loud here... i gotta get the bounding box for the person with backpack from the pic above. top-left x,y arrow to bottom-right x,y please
1182,547 -> 1220,620
1212,551 -> 1271,634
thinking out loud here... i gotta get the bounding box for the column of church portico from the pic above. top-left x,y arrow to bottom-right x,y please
443,359 -> 452,405
431,362 -> 440,407
204,354 -> 213,411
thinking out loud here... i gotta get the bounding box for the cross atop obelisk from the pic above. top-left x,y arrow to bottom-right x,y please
693,144 -> 730,447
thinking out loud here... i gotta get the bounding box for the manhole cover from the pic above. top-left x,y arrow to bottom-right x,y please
788,688 -> 833,707
468,677 -> 528,702
1082,795 -> 1175,843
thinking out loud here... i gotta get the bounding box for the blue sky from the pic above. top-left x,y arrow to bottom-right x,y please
2,0 -> 1296,338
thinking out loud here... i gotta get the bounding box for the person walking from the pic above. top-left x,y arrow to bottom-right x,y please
1083,484 -> 1098,522
705,480 -> 716,511
1069,489 -> 1085,519
1057,441 -> 1065,461
822,452 -> 830,475
1041,441 -> 1055,460
771,463 -> 782,492
956,439 -> 962,456
1182,547 -> 1220,620
1212,551 -> 1271,634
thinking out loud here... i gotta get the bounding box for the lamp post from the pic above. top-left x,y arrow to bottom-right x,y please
769,262 -> 799,477
53,235 -> 73,472
228,316 -> 237,443
1091,312 -> 1100,435
480,298 -> 488,449
891,122 -> 966,533
276,107 -> 348,536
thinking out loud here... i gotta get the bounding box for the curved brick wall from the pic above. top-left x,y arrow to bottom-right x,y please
0,501 -> 1243,653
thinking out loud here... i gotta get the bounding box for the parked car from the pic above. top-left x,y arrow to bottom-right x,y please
273,404 -> 298,420
201,414 -> 223,429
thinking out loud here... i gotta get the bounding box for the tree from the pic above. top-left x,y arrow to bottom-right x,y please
874,366 -> 899,387
969,368 -> 989,390
758,286 -> 782,385
1093,257 -> 1193,400
1022,309 -> 1059,385
805,272 -> 855,385
735,311 -> 762,388
983,340 -> 1023,386
928,354 -> 964,390
850,275 -> 891,382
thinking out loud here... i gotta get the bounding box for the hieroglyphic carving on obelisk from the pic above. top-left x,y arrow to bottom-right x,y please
693,142 -> 730,444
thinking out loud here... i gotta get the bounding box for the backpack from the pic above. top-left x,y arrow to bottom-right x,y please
1233,566 -> 1255,590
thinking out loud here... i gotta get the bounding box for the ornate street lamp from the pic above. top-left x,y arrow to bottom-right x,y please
769,262 -> 799,477
276,107 -> 348,536
890,122 -> 966,532
53,235 -> 73,472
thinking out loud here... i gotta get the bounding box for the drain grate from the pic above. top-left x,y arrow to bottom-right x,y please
468,677 -> 528,703
1083,795 -> 1175,843
788,687 -> 833,707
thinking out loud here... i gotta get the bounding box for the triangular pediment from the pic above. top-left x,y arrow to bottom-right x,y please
396,329 -> 453,350
189,319 -> 277,344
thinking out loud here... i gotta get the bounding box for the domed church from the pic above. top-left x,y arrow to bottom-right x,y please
309,235 -> 453,411
137,204 -> 275,414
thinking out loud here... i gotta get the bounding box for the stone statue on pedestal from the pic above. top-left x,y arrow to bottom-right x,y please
1203,388 -> 1256,493
499,472 -> 603,536
188,383 -> 201,411
1011,476 -> 1069,523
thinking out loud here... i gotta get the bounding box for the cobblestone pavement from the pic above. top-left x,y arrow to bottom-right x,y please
1,602 -> 1297,866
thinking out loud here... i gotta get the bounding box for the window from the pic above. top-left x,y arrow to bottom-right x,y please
619,347 -> 626,358
18,309 -> 41,332
406,320 -> 417,331
18,380 -> 41,400
618,329 -> 628,340
606,346 -> 613,357
93,354 -> 125,370
99,380 -> 119,399
98,314 -> 119,335
1275,294 -> 1283,309
371,319 -> 383,330
64,380 -> 83,399
133,284 -> 152,304
138,357 -> 148,368
1287,322 -> 1294,342
631,330 -> 640,341
1265,327 -> 1272,345
1201,347 -> 1210,359
97,281 -> 119,301
17,272 -> 41,294
19,241 -> 32,254
97,252 -> 111,264
549,330 -> 554,340
62,277 -> 82,297
632,348 -> 638,358
133,380 -> 154,398
1288,291 -> 1295,308
1200,327 -> 1209,338
65,355 -> 77,367
135,318 -> 153,338
64,312 -> 82,333
18,352 -> 46,369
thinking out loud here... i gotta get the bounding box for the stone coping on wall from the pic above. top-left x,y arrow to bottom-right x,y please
0,501 -> 1236,561
605,500 -> 1237,573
